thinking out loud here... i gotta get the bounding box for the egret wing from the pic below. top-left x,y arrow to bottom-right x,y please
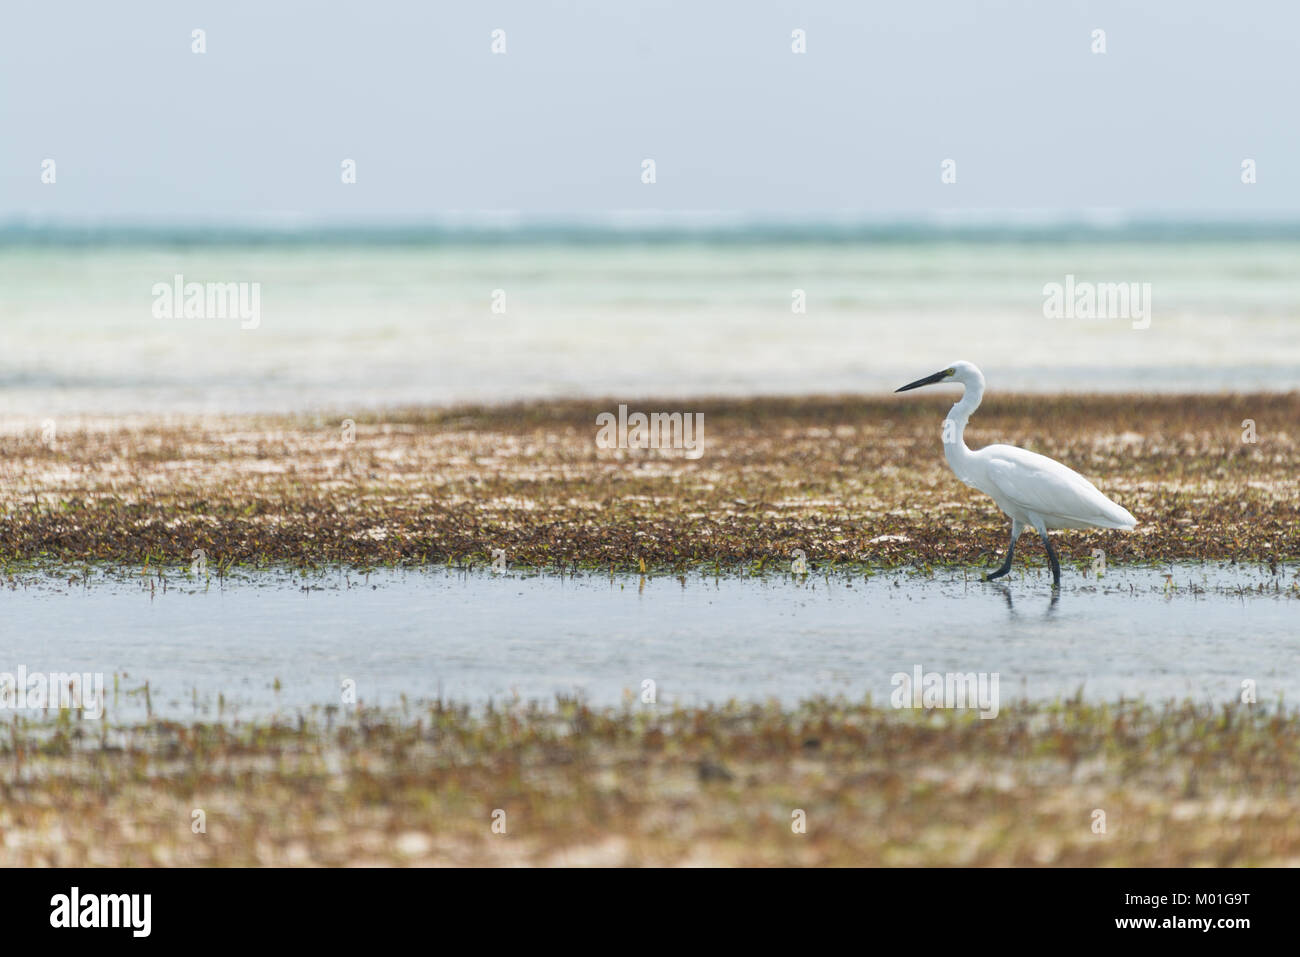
982,445 -> 1135,529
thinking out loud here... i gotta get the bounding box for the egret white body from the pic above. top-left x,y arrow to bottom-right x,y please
895,361 -> 1136,587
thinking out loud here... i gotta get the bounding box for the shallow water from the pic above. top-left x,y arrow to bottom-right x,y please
3,238 -> 1299,415
3,563 -> 1295,721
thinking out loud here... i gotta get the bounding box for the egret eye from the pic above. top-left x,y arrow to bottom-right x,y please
946,368 -> 955,377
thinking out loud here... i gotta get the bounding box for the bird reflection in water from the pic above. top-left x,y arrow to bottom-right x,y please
991,582 -> 1060,616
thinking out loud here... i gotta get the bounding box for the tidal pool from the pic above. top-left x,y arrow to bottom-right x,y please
2,563 -> 1295,721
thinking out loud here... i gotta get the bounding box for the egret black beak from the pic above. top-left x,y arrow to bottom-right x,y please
895,369 -> 952,393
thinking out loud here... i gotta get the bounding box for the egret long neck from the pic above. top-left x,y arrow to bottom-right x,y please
942,378 -> 984,482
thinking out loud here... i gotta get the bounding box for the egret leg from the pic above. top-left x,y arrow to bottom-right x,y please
1038,528 -> 1061,589
983,520 -> 1022,581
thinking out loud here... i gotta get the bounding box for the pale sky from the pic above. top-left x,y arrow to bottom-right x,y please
2,0 -> 1297,222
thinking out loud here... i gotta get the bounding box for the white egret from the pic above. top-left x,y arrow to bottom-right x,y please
895,361 -> 1136,588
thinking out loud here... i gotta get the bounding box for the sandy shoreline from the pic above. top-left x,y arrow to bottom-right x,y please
1,392 -> 1296,569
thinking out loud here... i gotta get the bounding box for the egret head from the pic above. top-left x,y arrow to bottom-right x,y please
895,360 -> 983,393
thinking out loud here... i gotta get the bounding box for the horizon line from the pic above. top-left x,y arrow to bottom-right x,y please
5,210 -> 1300,244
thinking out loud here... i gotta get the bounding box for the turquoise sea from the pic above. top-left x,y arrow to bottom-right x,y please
1,220 -> 1297,416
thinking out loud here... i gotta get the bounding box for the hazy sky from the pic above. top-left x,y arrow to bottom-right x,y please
3,0 -> 1297,222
